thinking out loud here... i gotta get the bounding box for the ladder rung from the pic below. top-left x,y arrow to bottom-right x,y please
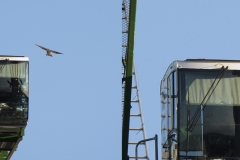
122,85 -> 137,89
122,30 -> 128,33
130,114 -> 141,117
122,100 -> 139,102
129,156 -> 148,159
131,100 -> 139,102
129,128 -> 143,131
129,142 -> 145,145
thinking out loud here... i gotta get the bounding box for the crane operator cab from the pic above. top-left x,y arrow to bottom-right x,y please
160,59 -> 240,160
0,56 -> 29,125
0,56 -> 29,155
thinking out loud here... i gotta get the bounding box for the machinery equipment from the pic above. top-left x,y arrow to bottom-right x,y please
122,1 -> 158,159
161,59 -> 240,159
0,56 -> 29,160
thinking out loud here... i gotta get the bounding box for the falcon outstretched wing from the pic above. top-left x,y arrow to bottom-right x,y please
35,44 -> 49,51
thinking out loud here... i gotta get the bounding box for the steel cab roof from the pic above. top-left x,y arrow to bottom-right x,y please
160,59 -> 240,94
0,56 -> 29,61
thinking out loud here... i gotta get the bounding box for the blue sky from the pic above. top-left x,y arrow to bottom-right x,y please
0,1 -> 240,159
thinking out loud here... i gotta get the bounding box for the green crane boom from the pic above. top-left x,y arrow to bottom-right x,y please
122,0 -> 137,160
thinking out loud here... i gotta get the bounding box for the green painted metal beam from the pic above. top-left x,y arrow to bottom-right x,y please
0,151 -> 8,160
122,0 -> 137,160
0,127 -> 25,160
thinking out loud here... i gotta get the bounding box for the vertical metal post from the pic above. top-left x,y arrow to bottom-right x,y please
155,134 -> 158,160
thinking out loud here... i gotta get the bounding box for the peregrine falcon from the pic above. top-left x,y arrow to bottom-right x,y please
35,44 -> 63,57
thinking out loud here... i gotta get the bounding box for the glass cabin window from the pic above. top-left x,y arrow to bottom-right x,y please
178,69 -> 240,159
167,74 -> 172,130
168,72 -> 178,131
0,61 -> 29,125
173,71 -> 177,129
168,72 -> 178,159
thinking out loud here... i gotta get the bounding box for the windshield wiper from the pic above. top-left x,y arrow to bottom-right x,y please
186,66 -> 228,132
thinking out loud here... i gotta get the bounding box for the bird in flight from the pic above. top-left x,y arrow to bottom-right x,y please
35,44 -> 63,57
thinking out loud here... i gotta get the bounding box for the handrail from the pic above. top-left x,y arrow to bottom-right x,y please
135,134 -> 158,160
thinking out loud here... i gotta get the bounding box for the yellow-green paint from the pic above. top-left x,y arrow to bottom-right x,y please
122,0 -> 138,160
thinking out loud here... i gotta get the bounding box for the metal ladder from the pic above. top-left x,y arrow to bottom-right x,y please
128,63 -> 150,160
121,63 -> 150,159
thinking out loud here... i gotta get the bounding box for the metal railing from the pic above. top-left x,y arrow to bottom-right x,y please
135,135 -> 158,160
